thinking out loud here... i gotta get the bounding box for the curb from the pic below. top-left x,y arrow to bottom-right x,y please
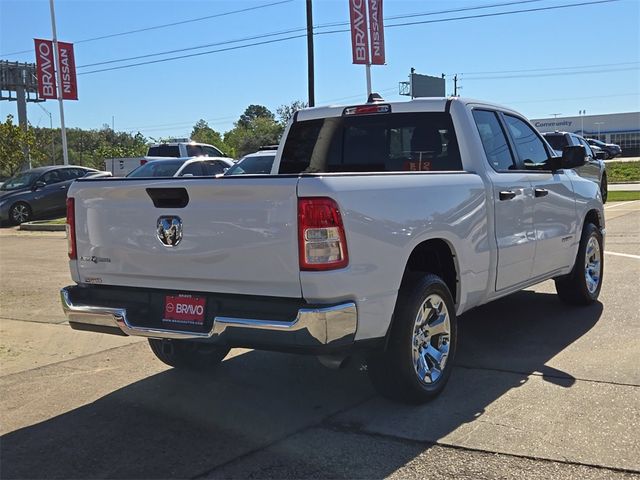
19,222 -> 66,232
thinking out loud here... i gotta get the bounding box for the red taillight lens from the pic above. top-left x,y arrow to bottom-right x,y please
140,159 -> 148,166
66,197 -> 76,259
343,104 -> 390,116
298,197 -> 348,271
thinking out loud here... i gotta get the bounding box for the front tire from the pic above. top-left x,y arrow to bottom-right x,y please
367,274 -> 457,404
148,338 -> 230,371
555,222 -> 603,305
9,202 -> 32,225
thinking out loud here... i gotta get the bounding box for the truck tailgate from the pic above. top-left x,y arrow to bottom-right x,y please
70,177 -> 302,297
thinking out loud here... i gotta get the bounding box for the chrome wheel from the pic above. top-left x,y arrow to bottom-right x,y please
412,294 -> 451,385
584,235 -> 601,294
10,203 -> 30,224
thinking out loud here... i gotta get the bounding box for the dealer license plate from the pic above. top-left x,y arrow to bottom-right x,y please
163,294 -> 206,326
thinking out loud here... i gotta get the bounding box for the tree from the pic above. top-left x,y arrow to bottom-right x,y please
237,105 -> 274,129
277,100 -> 308,126
190,119 -> 225,150
224,117 -> 283,158
0,115 -> 37,177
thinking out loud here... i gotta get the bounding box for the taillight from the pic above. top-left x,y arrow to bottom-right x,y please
343,104 -> 390,116
66,197 -> 76,259
298,197 -> 348,271
140,159 -> 148,166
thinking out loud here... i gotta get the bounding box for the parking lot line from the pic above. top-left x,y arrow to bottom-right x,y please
605,251 -> 640,260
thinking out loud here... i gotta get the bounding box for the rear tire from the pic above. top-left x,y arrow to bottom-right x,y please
148,338 -> 229,370
555,222 -> 603,305
367,274 -> 457,404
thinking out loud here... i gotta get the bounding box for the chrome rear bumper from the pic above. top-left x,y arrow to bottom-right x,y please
61,286 -> 357,348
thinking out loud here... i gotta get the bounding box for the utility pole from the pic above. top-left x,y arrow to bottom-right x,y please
49,0 -> 69,165
453,74 -> 458,96
305,0 -> 315,107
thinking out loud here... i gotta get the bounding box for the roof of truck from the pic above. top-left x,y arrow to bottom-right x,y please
295,96 -> 521,123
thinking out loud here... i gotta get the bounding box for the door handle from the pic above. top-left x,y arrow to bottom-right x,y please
60,185 -> 68,190
499,190 -> 517,201
534,188 -> 548,197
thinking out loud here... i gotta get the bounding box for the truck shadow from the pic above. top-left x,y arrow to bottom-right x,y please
1,290 -> 602,479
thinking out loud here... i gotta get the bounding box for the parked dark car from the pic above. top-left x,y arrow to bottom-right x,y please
0,166 -> 99,225
586,138 -> 622,159
541,131 -> 608,202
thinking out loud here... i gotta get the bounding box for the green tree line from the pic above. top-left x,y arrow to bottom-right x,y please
0,101 -> 306,178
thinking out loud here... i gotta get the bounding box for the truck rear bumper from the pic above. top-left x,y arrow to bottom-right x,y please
61,285 -> 358,351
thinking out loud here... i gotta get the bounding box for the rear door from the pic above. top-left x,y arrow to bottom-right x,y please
70,177 -> 302,297
501,114 -> 577,278
472,109 -> 536,291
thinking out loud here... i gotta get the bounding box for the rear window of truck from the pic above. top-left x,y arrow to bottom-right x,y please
279,112 -> 462,174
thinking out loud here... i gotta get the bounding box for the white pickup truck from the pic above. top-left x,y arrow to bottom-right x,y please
61,97 -> 604,403
104,141 -> 229,177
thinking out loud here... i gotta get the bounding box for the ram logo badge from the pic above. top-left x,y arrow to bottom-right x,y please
157,216 -> 183,247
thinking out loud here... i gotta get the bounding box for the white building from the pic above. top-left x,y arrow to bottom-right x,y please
531,111 -> 640,156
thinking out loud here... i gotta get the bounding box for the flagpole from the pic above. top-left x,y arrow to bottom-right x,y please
49,0 -> 69,165
365,64 -> 372,97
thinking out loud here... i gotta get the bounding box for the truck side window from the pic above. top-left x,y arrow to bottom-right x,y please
472,110 -> 516,171
503,114 -> 549,165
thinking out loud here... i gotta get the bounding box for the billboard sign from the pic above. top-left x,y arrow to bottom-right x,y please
34,39 -> 57,99
57,41 -> 78,100
368,0 -> 385,65
349,0 -> 369,64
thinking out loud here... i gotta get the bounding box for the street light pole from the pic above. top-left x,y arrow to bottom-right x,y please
594,122 -> 604,138
36,102 -> 55,165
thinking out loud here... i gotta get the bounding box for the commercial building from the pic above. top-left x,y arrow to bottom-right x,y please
531,111 -> 640,156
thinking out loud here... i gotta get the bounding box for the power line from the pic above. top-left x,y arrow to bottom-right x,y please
76,0 -> 549,70
77,26 -> 306,69
383,0 -> 621,29
459,61 -> 640,76
462,66 -> 638,80
504,92 -> 640,104
0,0 -> 293,56
77,34 -> 308,75
77,0 -> 623,75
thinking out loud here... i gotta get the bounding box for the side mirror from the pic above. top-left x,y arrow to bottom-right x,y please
32,181 -> 46,190
595,151 -> 606,160
559,145 -> 586,170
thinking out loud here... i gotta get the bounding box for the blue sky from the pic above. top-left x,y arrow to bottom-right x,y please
1,0 -> 639,139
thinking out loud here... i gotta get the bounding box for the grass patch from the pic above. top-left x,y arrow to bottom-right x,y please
29,217 -> 67,225
607,161 -> 640,182
608,191 -> 640,202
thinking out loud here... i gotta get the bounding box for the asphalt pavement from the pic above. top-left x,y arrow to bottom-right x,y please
0,202 -> 638,479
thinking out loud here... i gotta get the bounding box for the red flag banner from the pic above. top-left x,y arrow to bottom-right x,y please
34,38 -> 57,99
368,0 -> 385,65
57,41 -> 78,100
349,0 -> 369,65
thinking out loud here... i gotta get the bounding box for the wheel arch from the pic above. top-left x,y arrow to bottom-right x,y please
382,237 -> 460,349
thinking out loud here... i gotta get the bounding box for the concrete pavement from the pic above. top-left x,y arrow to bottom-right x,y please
1,202 -> 639,479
